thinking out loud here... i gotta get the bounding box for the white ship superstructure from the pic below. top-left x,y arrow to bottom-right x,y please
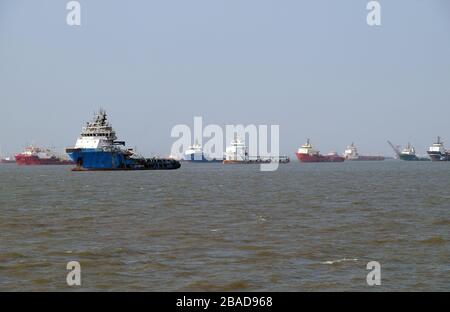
402,143 -> 416,156
182,141 -> 223,162
224,137 -> 248,162
344,143 -> 359,160
74,109 -> 121,150
427,136 -> 450,161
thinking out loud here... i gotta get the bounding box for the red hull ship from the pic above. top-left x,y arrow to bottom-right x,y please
296,139 -> 345,163
15,147 -> 74,166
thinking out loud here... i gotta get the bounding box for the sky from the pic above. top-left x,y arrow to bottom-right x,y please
1,0 -> 450,157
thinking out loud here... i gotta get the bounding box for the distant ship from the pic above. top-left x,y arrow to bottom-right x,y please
387,140 -> 429,161
427,136 -> 450,161
399,143 -> 419,161
183,142 -> 222,163
343,143 -> 385,161
0,156 -> 16,164
66,110 -> 181,171
223,137 -> 252,164
399,143 -> 429,161
15,147 -> 74,165
223,137 -> 289,164
296,139 -> 345,163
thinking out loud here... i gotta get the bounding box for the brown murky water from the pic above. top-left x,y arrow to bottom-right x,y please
1,161 -> 449,291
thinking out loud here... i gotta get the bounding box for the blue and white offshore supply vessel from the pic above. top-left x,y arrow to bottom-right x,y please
183,142 -> 223,163
66,110 -> 181,171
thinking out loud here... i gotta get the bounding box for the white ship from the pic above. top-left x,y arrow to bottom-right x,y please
343,143 -> 385,161
427,136 -> 450,161
397,143 -> 428,161
0,147 -> 16,164
223,137 -> 289,164
223,137 -> 249,163
183,142 -> 222,163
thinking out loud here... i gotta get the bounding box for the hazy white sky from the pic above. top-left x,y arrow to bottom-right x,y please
1,0 -> 449,156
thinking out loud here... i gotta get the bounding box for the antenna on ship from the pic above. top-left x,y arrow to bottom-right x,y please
234,133 -> 237,160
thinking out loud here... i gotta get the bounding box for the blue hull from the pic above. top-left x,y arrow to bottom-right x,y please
67,149 -> 129,169
66,148 -> 181,170
183,154 -> 222,163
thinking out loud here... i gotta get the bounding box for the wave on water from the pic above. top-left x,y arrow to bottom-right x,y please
419,236 -> 447,245
321,258 -> 358,265
432,219 -> 450,226
256,215 -> 267,223
183,280 -> 251,291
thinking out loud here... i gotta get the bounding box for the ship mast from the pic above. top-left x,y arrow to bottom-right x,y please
234,133 -> 237,160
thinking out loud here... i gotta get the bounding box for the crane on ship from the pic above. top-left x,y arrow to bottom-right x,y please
387,141 -> 401,159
